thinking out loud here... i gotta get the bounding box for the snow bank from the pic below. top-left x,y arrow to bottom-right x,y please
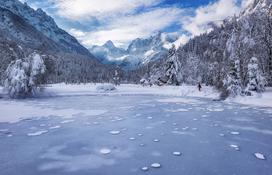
40,83 -> 219,99
227,87 -> 272,108
96,84 -> 116,92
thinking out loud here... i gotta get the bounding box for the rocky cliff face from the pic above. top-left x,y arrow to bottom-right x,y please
0,0 -> 92,56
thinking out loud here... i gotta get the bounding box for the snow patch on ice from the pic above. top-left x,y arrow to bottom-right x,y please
109,130 -> 121,135
207,108 -> 224,112
254,153 -> 266,160
151,163 -> 161,168
99,148 -> 111,155
61,120 -> 74,124
157,98 -> 201,104
49,125 -> 61,129
225,125 -> 272,135
230,144 -> 240,151
164,108 -> 189,112
230,131 -> 240,135
173,152 -> 182,156
39,145 -> 115,172
27,130 -> 48,136
141,166 -> 149,171
0,100 -> 107,123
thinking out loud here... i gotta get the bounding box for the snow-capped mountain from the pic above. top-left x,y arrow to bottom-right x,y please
0,0 -> 114,84
90,40 -> 127,63
0,0 -> 92,56
90,32 -> 180,69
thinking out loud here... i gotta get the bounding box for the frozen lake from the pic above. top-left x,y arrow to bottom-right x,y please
0,95 -> 272,175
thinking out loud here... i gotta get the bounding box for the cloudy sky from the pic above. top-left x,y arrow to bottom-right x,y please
20,0 -> 252,48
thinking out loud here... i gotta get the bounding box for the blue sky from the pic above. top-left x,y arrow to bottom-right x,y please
21,0 -> 250,48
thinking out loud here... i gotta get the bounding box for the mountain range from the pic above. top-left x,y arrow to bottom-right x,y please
89,32 -> 180,69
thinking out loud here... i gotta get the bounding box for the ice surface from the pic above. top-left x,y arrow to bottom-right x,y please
0,93 -> 271,175
0,99 -> 107,123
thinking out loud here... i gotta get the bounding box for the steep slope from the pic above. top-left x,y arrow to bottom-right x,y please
0,0 -> 92,57
0,6 -> 61,52
145,0 -> 272,95
90,32 -> 179,69
0,0 -> 115,84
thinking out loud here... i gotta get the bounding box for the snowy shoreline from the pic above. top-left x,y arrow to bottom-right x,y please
1,84 -> 271,108
42,83 -> 219,98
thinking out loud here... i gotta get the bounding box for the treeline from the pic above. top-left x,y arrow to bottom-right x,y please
142,0 -> 272,98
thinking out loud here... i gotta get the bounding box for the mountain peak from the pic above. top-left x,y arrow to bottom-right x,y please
103,40 -> 115,48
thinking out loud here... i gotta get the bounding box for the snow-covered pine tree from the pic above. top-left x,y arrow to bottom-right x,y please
164,45 -> 180,85
113,69 -> 120,86
223,60 -> 243,97
4,52 -> 46,98
246,57 -> 266,93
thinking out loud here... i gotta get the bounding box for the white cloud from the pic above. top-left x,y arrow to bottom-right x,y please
181,0 -> 242,36
69,28 -> 86,38
51,0 -> 251,47
174,35 -> 190,48
70,7 -> 184,47
49,0 -> 162,20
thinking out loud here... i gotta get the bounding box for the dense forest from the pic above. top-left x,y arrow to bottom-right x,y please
139,0 -> 272,98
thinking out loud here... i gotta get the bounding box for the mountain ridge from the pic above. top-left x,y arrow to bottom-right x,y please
0,0 -> 93,57
89,32 -> 180,69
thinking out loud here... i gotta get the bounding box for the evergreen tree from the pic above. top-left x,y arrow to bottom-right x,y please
223,60 -> 242,97
246,57 -> 266,92
113,69 -> 120,86
4,52 -> 46,98
164,45 -> 180,85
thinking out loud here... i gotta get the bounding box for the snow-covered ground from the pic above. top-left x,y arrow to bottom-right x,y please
1,83 -> 272,106
41,83 -> 219,98
0,84 -> 271,123
44,83 -> 272,108
228,87 -> 272,108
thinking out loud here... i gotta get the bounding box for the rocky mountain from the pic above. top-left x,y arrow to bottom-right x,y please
90,32 -> 180,69
0,0 -> 92,56
0,0 -> 115,84
90,40 -> 127,63
142,0 -> 272,97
